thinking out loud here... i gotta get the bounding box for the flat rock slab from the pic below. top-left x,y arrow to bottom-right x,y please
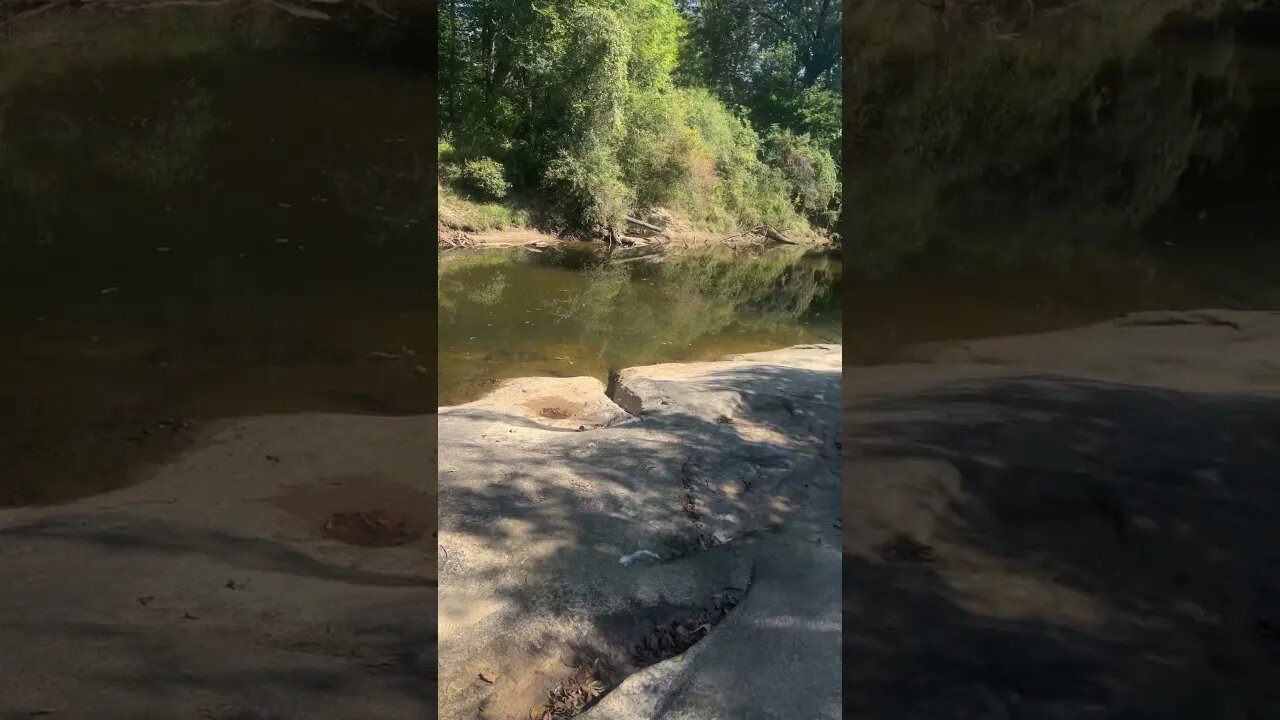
844,310 -> 1280,719
580,525 -> 841,720
438,345 -> 842,720
0,413 -> 436,720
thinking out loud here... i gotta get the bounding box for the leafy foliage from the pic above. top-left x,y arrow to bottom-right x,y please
456,157 -> 510,200
763,128 -> 839,226
676,0 -> 841,151
843,0 -> 1252,273
438,0 -> 841,235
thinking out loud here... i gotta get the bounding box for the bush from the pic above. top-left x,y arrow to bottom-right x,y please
456,157 -> 510,200
618,88 -> 696,207
543,141 -> 635,232
763,128 -> 839,217
678,89 -> 801,231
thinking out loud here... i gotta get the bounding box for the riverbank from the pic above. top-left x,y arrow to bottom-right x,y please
438,224 -> 832,251
438,192 -> 832,251
845,309 -> 1280,718
438,345 -> 842,720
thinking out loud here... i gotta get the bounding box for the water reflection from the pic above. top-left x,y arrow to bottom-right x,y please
438,246 -> 842,406
0,5 -> 431,505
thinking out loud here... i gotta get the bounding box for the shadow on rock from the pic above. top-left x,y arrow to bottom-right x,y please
845,375 -> 1280,718
438,348 -> 842,719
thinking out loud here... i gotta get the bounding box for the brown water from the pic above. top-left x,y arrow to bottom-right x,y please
1,5 -> 433,505
438,244 -> 842,406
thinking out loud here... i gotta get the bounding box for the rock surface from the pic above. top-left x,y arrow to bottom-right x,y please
844,310 -> 1280,719
438,345 -> 842,720
0,413 -> 435,720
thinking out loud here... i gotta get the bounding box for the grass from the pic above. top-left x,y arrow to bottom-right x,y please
437,184 -> 527,232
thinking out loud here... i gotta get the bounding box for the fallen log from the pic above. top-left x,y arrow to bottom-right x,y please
759,226 -> 800,245
624,215 -> 663,233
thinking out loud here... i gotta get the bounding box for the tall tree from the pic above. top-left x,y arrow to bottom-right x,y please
677,0 -> 841,144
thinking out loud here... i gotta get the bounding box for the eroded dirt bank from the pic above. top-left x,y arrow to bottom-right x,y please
845,309 -> 1280,718
437,346 -> 842,720
0,413 -> 435,719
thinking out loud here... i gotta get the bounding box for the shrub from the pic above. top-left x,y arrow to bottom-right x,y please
679,89 -> 802,230
763,128 -> 839,216
618,88 -> 696,207
456,156 -> 510,200
543,141 -> 635,232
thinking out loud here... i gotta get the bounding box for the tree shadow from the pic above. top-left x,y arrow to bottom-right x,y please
0,507 -> 434,717
438,360 -> 842,716
845,375 -> 1280,718
0,516 -> 434,588
5,608 -> 434,717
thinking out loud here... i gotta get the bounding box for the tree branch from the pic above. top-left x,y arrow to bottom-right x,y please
750,5 -> 788,32
810,0 -> 831,48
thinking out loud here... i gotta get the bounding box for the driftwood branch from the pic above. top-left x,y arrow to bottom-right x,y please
717,231 -> 752,245
623,215 -> 663,233
758,226 -> 799,244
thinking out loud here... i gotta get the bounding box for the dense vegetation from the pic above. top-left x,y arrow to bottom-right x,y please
437,0 -> 841,238
844,0 -> 1266,274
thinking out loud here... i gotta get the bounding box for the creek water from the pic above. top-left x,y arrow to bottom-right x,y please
438,244 -> 842,406
1,6 -> 432,504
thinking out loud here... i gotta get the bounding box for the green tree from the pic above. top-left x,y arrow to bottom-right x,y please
676,0 -> 841,146
438,0 -> 838,235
